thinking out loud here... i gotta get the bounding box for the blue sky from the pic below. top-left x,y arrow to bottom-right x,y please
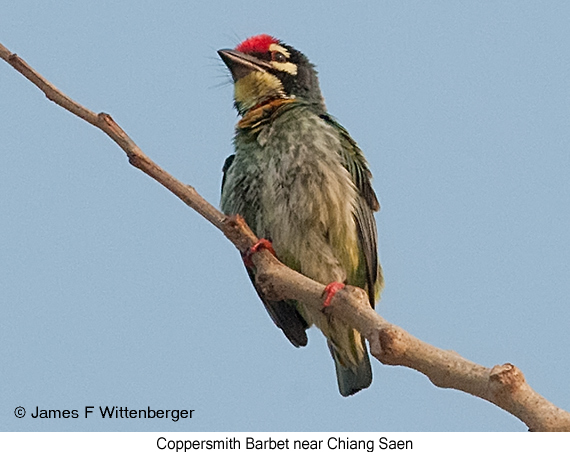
1,1 -> 569,432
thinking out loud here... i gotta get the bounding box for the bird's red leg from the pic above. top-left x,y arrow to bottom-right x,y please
243,238 -> 276,268
322,282 -> 346,308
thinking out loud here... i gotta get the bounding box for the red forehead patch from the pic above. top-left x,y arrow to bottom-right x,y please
236,34 -> 279,53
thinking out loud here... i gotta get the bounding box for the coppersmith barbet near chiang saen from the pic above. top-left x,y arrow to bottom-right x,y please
218,34 -> 383,396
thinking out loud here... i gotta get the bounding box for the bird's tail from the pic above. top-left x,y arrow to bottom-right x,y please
328,336 -> 373,397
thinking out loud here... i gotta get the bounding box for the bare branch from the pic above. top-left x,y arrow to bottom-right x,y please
2,41 -> 569,431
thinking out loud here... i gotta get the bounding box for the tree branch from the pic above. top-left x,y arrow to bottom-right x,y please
2,42 -> 569,431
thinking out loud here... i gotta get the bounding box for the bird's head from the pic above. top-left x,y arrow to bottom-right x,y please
218,34 -> 325,116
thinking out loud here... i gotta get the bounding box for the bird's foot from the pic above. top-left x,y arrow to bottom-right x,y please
243,238 -> 276,268
322,282 -> 346,308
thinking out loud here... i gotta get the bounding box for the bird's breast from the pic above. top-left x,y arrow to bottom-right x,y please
253,112 -> 360,284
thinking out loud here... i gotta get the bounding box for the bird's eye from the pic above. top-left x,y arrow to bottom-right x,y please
271,51 -> 287,63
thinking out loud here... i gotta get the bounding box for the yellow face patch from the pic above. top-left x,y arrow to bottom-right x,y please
270,61 -> 298,75
234,71 -> 285,112
268,43 -> 290,58
268,43 -> 298,75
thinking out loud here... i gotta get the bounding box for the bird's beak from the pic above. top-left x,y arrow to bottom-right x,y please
218,49 -> 272,82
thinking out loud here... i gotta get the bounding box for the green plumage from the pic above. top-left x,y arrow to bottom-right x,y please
219,36 -> 383,396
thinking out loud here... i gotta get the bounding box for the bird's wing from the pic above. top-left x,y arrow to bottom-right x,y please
221,154 -> 309,347
246,267 -> 309,347
221,154 -> 235,194
320,115 -> 381,307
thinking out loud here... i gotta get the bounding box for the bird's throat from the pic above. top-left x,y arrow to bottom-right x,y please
237,98 -> 296,130
234,71 -> 286,115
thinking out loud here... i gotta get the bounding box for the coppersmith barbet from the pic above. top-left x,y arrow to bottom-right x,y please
218,34 -> 383,396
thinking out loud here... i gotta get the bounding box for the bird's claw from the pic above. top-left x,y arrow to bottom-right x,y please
322,282 -> 346,309
243,238 -> 276,268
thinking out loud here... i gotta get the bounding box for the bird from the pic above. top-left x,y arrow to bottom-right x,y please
218,34 -> 383,396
